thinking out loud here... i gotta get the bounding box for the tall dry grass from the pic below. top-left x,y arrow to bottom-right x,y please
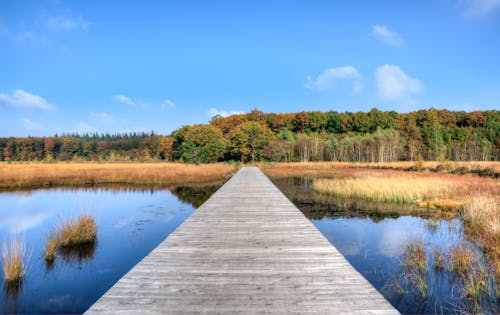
44,231 -> 58,263
311,171 -> 499,211
59,216 -> 97,248
2,237 -> 29,283
313,176 -> 457,208
260,161 -> 500,177
462,195 -> 500,280
0,163 -> 236,190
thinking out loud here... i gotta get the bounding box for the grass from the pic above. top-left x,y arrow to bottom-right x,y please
0,162 -> 237,190
2,237 -> 29,284
449,242 -> 474,275
433,248 -> 447,270
400,239 -> 429,296
461,194 -> 500,281
259,161 -> 500,178
44,231 -> 59,263
310,169 -> 499,211
59,215 -> 97,248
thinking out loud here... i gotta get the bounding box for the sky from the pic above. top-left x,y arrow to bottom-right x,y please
0,0 -> 499,137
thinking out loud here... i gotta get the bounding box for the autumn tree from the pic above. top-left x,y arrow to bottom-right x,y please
227,121 -> 275,162
180,125 -> 228,163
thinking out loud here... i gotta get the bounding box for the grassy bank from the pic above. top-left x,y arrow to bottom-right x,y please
260,161 -> 500,178
262,161 -> 500,282
0,162 -> 237,190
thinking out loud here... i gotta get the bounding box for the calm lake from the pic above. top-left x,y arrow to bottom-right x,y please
272,177 -> 498,315
0,185 -> 217,314
0,180 -> 498,314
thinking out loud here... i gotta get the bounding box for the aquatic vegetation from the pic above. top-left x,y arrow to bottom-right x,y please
433,248 -> 447,270
59,215 -> 97,247
44,231 -> 59,263
449,242 -> 473,275
312,175 -> 454,208
2,237 -> 29,284
462,194 -> 500,281
400,239 -> 429,296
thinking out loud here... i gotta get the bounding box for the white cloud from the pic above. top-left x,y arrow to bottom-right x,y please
114,94 -> 135,106
305,66 -> 363,94
208,108 -> 244,118
161,99 -> 176,109
371,25 -> 403,47
375,64 -> 423,102
47,16 -> 92,31
460,0 -> 500,16
21,118 -> 42,131
90,112 -> 115,124
0,89 -> 55,110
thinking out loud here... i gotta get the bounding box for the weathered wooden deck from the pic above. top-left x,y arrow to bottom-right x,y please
85,166 -> 399,314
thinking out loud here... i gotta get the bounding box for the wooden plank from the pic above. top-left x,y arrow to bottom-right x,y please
85,167 -> 399,314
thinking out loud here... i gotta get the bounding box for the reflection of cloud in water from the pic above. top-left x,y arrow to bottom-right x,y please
338,220 -> 367,257
0,210 -> 49,233
41,294 -> 74,310
377,218 -> 422,257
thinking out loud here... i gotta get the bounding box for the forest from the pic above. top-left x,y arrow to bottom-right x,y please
1,108 -> 498,163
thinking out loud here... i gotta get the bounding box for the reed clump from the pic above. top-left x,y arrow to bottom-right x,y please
400,239 -> 429,296
433,248 -> 447,270
2,237 -> 29,284
462,195 -> 499,269
449,242 -> 473,275
59,216 -> 97,248
44,231 -> 59,263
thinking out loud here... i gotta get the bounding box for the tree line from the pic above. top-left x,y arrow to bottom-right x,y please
1,108 -> 498,163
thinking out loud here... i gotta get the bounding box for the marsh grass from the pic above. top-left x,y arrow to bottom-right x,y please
433,248 -> 447,270
0,162 -> 236,190
449,242 -> 473,275
59,215 -> 97,248
312,176 -> 457,210
44,231 -> 59,263
400,239 -> 429,296
461,194 -> 500,281
2,237 -> 29,285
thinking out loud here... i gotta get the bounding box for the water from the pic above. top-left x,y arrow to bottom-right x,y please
1,179 -> 498,314
0,185 -> 218,314
273,177 -> 498,315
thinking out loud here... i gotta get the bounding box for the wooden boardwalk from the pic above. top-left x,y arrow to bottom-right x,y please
85,167 -> 399,314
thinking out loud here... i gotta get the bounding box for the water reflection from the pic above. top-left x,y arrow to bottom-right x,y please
59,242 -> 97,265
0,183 -> 219,314
272,176 -> 498,315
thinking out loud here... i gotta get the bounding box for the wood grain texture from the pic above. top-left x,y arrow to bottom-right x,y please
85,167 -> 399,314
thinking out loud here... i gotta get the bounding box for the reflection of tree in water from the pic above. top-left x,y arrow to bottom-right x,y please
170,185 -> 221,208
271,176 -> 434,221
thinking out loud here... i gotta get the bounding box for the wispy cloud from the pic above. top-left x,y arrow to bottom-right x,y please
47,16 -> 93,31
114,94 -> 176,110
375,64 -> 423,102
460,0 -> 500,17
114,94 -> 137,106
90,112 -> 115,124
161,99 -> 176,109
371,25 -> 404,47
21,118 -> 42,131
305,66 -> 363,94
208,108 -> 244,118
0,89 -> 55,110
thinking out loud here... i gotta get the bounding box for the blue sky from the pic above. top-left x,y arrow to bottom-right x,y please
1,0 -> 499,137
